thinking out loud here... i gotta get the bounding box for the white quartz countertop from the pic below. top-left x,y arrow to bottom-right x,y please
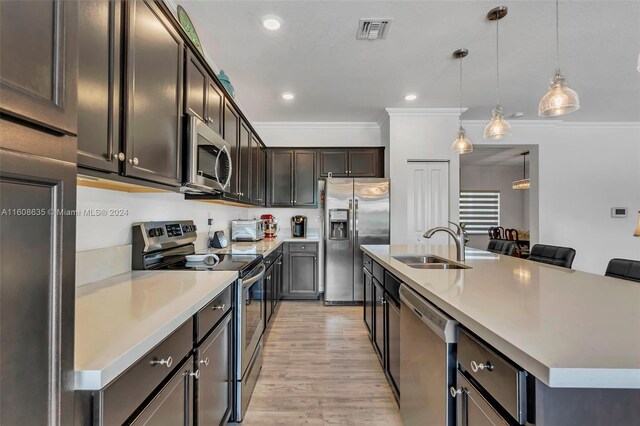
74,270 -> 238,390
361,244 -> 640,389
210,235 -> 319,256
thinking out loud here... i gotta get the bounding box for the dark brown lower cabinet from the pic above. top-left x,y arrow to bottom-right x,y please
386,294 -> 401,400
282,243 -> 318,300
130,356 -> 194,425
195,312 -> 232,425
372,278 -> 385,364
363,268 -> 374,336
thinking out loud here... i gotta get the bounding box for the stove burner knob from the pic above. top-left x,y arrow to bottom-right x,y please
148,229 -> 156,237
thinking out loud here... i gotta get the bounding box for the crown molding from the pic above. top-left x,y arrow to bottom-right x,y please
385,108 -> 463,116
464,119 -> 640,129
252,122 -> 380,130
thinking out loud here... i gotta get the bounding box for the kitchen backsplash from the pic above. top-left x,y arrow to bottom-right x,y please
75,187 -> 324,285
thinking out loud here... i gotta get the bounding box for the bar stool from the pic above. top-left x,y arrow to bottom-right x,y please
528,244 -> 576,269
487,239 -> 516,256
605,259 -> 640,283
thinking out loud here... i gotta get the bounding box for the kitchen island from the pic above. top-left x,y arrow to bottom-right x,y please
361,244 -> 640,425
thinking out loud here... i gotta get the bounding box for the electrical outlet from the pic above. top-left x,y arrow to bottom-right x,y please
208,218 -> 213,226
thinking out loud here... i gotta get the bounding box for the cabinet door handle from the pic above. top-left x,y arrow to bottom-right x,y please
199,357 -> 210,366
471,360 -> 494,372
113,152 -> 125,161
151,356 -> 173,368
211,304 -> 226,310
129,157 -> 139,166
189,370 -> 200,380
450,386 -> 465,398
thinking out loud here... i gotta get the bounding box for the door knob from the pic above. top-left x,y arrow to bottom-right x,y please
113,152 -> 125,161
189,370 -> 200,380
199,357 -> 210,366
129,157 -> 139,165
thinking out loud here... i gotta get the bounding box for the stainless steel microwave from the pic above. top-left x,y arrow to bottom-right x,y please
181,115 -> 233,194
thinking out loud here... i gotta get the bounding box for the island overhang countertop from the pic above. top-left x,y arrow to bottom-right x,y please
361,244 -> 640,389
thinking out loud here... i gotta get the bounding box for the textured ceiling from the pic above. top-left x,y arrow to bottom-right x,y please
178,0 -> 640,123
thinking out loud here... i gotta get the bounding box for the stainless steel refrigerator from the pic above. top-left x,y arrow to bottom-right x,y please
324,178 -> 390,304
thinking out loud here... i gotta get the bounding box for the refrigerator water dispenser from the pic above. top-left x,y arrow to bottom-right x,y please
329,209 -> 348,240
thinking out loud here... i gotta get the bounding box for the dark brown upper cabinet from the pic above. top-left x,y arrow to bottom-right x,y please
239,120 -> 251,204
269,150 -> 294,207
0,0 -> 78,136
77,0 -> 122,173
222,100 -> 240,201
319,148 -> 384,178
268,149 -> 317,207
124,0 -> 183,187
250,134 -> 265,206
184,51 -> 223,136
206,79 -> 223,135
184,51 -> 207,121
319,150 -> 349,177
294,150 -> 317,206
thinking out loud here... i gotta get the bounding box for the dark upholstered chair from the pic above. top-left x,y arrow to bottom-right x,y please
528,244 -> 576,269
487,239 -> 516,256
605,259 -> 640,283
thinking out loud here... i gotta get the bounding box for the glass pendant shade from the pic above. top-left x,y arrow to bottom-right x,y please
538,70 -> 580,117
451,127 -> 473,154
484,106 -> 511,140
634,211 -> 640,236
512,178 -> 530,190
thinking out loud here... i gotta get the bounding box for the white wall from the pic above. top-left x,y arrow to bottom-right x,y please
460,165 -> 526,250
252,122 -> 381,147
463,121 -> 640,274
386,109 -> 461,245
76,187 -> 247,251
380,117 -> 390,178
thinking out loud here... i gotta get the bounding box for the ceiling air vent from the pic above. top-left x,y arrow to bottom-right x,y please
356,19 -> 392,40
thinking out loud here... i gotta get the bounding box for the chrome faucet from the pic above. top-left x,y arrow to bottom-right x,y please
423,221 -> 466,262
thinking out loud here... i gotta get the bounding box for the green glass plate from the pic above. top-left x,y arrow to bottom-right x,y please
177,5 -> 204,56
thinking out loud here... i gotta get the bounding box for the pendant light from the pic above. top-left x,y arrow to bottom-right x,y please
512,152 -> 530,190
451,49 -> 473,154
484,6 -> 511,140
538,0 -> 580,117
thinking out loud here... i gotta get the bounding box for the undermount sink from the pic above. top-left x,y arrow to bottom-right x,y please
392,255 -> 470,270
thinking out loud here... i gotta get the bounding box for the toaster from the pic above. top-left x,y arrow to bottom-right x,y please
231,219 -> 265,242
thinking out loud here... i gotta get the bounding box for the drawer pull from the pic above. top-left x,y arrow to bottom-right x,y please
450,386 -> 466,398
151,356 -> 173,368
189,370 -> 200,380
199,357 -> 210,367
211,304 -> 226,311
471,360 -> 494,372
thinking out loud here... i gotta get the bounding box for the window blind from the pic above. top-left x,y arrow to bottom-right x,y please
459,191 -> 500,235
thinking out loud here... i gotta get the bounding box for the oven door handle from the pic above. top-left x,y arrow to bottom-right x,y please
242,264 -> 266,288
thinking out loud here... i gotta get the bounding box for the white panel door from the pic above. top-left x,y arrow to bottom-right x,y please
407,161 -> 450,244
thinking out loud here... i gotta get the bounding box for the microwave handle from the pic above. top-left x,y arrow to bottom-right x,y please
216,145 -> 233,191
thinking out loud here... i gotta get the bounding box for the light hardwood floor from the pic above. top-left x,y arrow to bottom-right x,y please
242,301 -> 402,425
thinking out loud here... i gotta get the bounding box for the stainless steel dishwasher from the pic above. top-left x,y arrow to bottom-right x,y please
400,284 -> 458,426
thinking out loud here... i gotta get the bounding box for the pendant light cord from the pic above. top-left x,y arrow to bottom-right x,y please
459,56 -> 463,129
555,0 -> 560,71
496,18 -> 500,107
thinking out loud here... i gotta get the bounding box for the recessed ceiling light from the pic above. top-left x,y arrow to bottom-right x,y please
404,94 -> 417,101
282,93 -> 295,100
262,16 -> 281,31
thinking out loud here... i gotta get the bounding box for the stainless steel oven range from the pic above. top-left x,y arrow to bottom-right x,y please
131,220 -> 265,422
